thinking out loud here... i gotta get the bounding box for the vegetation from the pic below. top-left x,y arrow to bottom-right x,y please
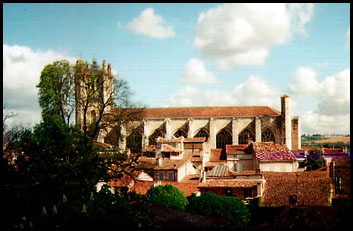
37,59 -> 143,141
187,191 -> 250,226
3,58 -> 145,229
146,184 -> 189,210
304,149 -> 326,171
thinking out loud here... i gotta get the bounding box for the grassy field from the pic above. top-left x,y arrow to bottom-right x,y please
311,136 -> 350,144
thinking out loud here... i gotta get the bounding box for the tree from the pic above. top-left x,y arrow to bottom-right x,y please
187,191 -> 250,226
305,148 -> 325,171
37,59 -> 144,142
37,60 -> 75,124
3,117 -> 111,229
146,184 -> 189,210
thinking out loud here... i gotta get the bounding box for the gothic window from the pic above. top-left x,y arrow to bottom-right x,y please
262,128 -> 276,142
149,129 -> 164,145
239,129 -> 254,144
216,128 -> 232,160
195,128 -> 209,140
174,128 -> 187,138
90,110 -> 96,124
126,130 -> 143,154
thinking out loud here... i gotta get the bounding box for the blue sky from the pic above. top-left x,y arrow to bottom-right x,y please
3,3 -> 350,134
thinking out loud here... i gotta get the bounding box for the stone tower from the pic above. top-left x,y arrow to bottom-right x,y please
281,95 -> 292,150
75,59 -> 114,132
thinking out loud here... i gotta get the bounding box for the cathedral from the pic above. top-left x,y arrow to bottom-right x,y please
75,60 -> 301,156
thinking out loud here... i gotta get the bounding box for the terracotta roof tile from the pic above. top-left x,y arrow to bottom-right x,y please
251,142 -> 290,152
137,156 -> 187,170
184,137 -> 206,143
161,144 -> 182,152
226,144 -> 248,154
198,179 -> 262,188
121,106 -> 281,119
256,152 -> 297,161
261,172 -> 331,207
157,136 -> 183,143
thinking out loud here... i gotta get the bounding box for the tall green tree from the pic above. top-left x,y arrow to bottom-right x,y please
37,59 -> 143,141
37,60 -> 75,124
4,117 -> 110,229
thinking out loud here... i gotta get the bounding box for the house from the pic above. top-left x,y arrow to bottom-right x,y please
329,160 -> 350,206
197,163 -> 266,203
226,144 -> 253,171
249,142 -> 298,172
261,171 -> 331,206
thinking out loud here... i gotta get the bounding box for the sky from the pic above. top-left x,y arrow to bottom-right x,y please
3,3 -> 350,135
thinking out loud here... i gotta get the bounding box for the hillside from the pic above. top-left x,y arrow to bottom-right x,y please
311,136 -> 350,144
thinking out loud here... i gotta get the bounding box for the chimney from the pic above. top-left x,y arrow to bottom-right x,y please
202,170 -> 206,182
157,156 -> 163,167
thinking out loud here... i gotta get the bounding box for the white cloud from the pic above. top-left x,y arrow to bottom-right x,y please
127,8 -> 175,39
168,85 -> 200,107
194,3 -> 313,69
301,111 -> 350,134
169,75 -> 280,110
345,28 -> 350,48
181,58 -> 221,84
288,67 -> 319,95
316,69 -> 350,116
289,67 -> 350,134
3,44 -> 77,126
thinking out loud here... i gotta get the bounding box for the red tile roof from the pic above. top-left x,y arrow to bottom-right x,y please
137,156 -> 187,170
198,179 -> 262,188
129,181 -> 200,197
251,142 -> 290,152
120,106 -> 281,118
226,144 -> 248,154
161,144 -> 182,152
261,172 -> 331,207
256,152 -> 297,161
184,137 -> 206,143
157,136 -> 183,143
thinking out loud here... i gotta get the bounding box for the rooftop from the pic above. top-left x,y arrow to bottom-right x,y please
123,106 -> 281,119
256,151 -> 297,161
137,156 -> 187,170
261,172 -> 331,207
250,142 -> 290,153
198,179 -> 262,188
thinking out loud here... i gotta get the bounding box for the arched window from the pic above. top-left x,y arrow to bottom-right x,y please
238,129 -> 254,144
174,128 -> 187,138
126,130 -> 143,154
149,129 -> 164,145
90,110 -> 96,124
195,128 -> 209,140
262,128 -> 276,142
216,128 -> 232,160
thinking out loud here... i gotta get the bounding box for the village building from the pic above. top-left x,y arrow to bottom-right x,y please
74,60 -> 301,154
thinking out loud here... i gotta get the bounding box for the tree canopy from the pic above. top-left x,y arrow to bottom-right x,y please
146,184 -> 189,210
187,191 -> 250,226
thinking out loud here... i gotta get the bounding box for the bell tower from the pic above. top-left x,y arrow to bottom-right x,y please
75,59 -> 115,132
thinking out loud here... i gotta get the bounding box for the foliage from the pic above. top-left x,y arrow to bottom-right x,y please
37,59 -> 144,141
187,191 -> 250,226
146,184 -> 189,210
305,149 -> 326,171
37,60 -> 75,124
3,117 -> 110,229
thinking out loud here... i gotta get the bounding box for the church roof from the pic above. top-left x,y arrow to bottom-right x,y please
133,106 -> 281,118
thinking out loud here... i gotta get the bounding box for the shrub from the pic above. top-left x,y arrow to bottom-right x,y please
187,191 -> 250,226
146,184 -> 188,210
